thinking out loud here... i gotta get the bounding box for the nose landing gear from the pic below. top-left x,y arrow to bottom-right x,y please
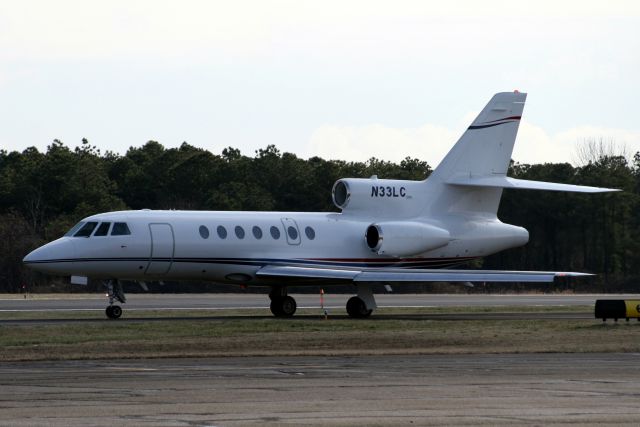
105,305 -> 123,319
104,280 -> 126,319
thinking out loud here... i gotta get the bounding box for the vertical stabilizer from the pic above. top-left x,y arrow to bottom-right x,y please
426,92 -> 527,216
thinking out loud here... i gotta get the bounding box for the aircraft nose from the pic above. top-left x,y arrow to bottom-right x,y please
23,246 -> 49,265
23,239 -> 76,273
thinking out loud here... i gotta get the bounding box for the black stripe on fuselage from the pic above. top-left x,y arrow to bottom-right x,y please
23,256 -> 477,269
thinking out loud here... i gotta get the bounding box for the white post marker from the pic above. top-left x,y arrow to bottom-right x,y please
320,288 -> 328,319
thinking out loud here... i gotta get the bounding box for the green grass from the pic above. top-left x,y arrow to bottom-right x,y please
1,305 -> 638,362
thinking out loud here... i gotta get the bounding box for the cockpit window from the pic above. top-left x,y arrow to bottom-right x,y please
93,222 -> 111,236
74,222 -> 98,237
64,221 -> 85,237
111,222 -> 131,236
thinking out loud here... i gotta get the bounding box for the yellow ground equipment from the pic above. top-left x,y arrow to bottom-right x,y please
595,300 -> 640,322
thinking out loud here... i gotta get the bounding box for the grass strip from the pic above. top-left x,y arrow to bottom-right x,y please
1,306 -> 637,361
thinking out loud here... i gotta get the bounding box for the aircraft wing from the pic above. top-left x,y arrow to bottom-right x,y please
256,265 -> 592,283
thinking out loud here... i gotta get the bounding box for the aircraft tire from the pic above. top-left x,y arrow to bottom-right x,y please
280,296 -> 297,317
106,305 -> 122,319
111,305 -> 122,318
346,296 -> 372,318
270,296 -> 297,317
270,299 -> 284,316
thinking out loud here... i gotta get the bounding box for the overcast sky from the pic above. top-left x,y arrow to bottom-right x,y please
1,0 -> 639,167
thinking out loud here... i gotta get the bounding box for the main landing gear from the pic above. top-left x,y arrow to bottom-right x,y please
268,284 -> 378,319
346,297 -> 372,318
104,279 -> 126,319
346,284 -> 376,319
269,287 -> 297,317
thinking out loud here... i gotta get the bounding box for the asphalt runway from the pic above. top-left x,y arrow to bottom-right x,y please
0,293 -> 613,323
0,292 -> 621,312
1,353 -> 639,426
1,296 -> 636,425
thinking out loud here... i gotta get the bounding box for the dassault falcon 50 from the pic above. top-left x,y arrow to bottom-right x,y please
23,92 -> 617,319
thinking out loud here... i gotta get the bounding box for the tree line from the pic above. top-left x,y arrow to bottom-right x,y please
0,138 -> 637,292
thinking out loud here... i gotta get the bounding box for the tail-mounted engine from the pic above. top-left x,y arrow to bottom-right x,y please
332,177 -> 425,216
365,221 -> 450,257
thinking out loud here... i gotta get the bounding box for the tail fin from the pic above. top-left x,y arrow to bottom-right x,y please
425,92 -> 617,217
426,92 -> 527,216
431,91 -> 526,181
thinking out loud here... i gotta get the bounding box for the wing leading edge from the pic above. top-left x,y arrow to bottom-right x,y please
256,265 -> 593,283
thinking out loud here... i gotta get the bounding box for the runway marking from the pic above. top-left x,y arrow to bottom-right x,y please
0,297 -> 104,301
0,304 -> 581,313
0,307 -> 275,312
104,367 -> 158,372
0,306 -> 346,312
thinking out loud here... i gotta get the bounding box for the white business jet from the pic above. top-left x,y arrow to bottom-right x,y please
23,92 -> 617,319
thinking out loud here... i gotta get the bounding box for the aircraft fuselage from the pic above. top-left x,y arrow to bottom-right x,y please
24,209 -> 529,283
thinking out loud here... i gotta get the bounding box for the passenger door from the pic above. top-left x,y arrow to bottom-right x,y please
280,218 -> 301,245
146,223 -> 174,275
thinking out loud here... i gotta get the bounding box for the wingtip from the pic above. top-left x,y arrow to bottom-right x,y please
555,272 -> 595,278
593,187 -> 622,193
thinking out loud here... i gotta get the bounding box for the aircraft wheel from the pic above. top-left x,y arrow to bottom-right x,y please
270,296 -> 297,317
106,305 -> 122,319
111,305 -> 122,318
280,296 -> 297,317
346,296 -> 372,318
270,299 -> 283,316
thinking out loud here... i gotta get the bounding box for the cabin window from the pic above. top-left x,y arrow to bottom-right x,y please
305,226 -> 316,240
217,225 -> 227,239
252,226 -> 263,239
199,225 -> 210,239
111,222 -> 131,236
235,226 -> 245,239
287,226 -> 298,240
270,225 -> 281,240
74,222 -> 98,237
94,222 -> 111,236
65,221 -> 85,237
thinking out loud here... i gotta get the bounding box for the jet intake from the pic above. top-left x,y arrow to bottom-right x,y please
365,221 -> 450,257
332,180 -> 351,209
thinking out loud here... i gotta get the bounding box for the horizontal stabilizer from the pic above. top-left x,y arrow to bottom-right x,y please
256,265 -> 592,283
446,175 -> 619,193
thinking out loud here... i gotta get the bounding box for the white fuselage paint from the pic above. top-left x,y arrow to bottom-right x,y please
25,208 -> 528,283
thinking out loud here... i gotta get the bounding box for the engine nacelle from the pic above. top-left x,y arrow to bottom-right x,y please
365,221 -> 450,257
332,177 -> 425,216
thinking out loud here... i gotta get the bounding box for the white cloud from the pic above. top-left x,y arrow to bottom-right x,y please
515,123 -> 640,165
557,127 -> 640,163
306,118 -> 640,167
512,121 -> 572,165
306,123 -> 460,166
